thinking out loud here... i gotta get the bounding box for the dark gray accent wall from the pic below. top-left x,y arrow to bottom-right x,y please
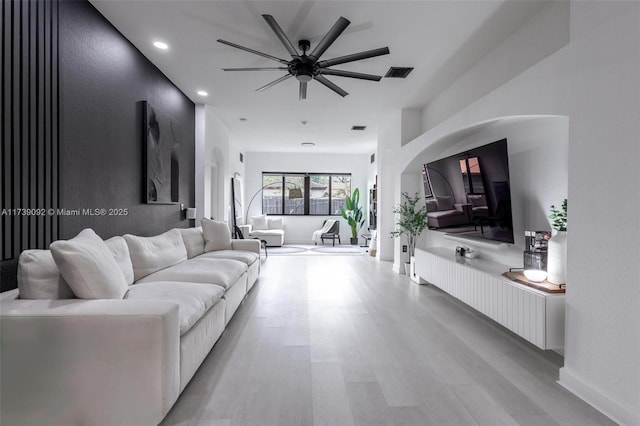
1,0 -> 195,263
58,0 -> 195,239
1,0 -> 61,260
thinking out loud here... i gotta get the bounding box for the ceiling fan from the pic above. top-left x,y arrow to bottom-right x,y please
217,15 -> 390,100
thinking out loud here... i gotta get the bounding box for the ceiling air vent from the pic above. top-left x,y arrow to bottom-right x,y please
351,125 -> 367,131
384,67 -> 414,78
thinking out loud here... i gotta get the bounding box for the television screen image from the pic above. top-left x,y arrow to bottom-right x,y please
423,138 -> 514,244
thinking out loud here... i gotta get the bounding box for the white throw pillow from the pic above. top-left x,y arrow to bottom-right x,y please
50,229 -> 128,299
251,215 -> 268,230
202,218 -> 232,252
268,217 -> 283,230
17,250 -> 75,299
177,227 -> 205,259
124,229 -> 188,281
105,236 -> 135,285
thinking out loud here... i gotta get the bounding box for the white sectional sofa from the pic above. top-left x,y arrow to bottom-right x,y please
239,214 -> 285,247
0,219 -> 260,426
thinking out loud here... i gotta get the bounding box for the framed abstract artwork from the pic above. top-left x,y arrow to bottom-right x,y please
144,102 -> 180,204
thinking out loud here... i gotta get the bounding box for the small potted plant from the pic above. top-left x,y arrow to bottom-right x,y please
390,192 -> 428,280
547,199 -> 567,284
340,188 -> 365,245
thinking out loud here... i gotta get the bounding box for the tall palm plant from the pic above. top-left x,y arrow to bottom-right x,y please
340,188 -> 365,242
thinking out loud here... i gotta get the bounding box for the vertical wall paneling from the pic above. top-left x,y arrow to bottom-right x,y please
1,0 -> 59,260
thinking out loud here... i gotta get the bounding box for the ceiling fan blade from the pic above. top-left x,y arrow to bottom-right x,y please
313,75 -> 348,97
299,81 -> 307,100
319,69 -> 382,81
223,67 -> 288,71
256,74 -> 293,92
262,14 -> 300,58
308,16 -> 350,62
217,39 -> 289,65
317,47 -> 390,68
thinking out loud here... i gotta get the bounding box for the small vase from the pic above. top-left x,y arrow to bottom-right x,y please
547,230 -> 567,284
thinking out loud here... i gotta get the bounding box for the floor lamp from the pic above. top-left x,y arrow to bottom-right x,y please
244,182 -> 303,223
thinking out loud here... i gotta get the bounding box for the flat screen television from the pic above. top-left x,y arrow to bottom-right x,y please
422,138 -> 514,244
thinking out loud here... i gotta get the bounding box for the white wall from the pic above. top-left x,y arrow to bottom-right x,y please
421,0 -> 570,132
243,151 -> 369,244
391,1 -> 639,424
376,111 -> 402,262
406,116 -> 569,266
196,106 -> 244,228
560,3 -> 640,424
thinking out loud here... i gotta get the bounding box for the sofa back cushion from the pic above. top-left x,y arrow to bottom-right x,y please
17,250 -> 75,299
202,218 -> 232,252
50,229 -> 129,299
436,195 -> 454,211
250,215 -> 268,230
124,229 -> 188,281
178,227 -> 205,259
105,236 -> 135,285
268,217 -> 283,230
426,199 -> 438,212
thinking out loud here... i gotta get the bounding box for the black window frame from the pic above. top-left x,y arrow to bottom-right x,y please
261,172 -> 352,216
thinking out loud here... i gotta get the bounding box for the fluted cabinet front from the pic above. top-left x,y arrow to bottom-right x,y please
415,247 -> 564,351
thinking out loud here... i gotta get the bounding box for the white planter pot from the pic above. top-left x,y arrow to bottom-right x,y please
404,262 -> 411,276
409,256 -> 425,284
547,230 -> 567,284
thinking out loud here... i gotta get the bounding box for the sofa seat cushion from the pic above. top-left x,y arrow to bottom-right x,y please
198,250 -> 259,266
126,281 -> 224,335
135,258 -> 246,290
427,210 -> 464,219
250,229 -> 284,238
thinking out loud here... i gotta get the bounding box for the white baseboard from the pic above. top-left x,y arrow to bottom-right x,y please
558,367 -> 639,426
392,263 -> 402,274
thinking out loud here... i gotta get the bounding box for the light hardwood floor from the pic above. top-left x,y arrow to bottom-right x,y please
160,254 -> 614,426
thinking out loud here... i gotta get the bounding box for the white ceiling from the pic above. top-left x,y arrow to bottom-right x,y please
90,0 -> 548,154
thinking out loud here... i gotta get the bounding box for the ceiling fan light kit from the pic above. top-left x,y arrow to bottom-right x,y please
218,14 -> 390,100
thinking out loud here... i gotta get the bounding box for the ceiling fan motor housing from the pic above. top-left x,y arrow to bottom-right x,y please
289,57 -> 318,82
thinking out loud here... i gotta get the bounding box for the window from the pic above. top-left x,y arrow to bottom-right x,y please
330,175 -> 351,214
459,156 -> 485,194
261,173 -> 351,215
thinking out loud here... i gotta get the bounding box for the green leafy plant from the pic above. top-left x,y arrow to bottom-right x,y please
340,188 -> 365,239
549,199 -> 567,232
390,192 -> 428,257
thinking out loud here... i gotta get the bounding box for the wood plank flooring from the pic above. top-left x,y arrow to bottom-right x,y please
159,254 -> 614,426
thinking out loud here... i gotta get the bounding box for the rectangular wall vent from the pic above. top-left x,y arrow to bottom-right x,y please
384,67 -> 414,78
351,125 -> 367,131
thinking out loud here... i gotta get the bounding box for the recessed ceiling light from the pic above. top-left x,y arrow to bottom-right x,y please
153,41 -> 169,50
197,90 -> 208,97
301,142 -> 315,147
239,117 -> 247,122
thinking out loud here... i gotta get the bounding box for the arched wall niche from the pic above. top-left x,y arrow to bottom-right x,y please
398,114 -> 568,267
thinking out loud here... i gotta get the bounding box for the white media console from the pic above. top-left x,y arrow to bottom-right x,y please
414,247 -> 565,351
